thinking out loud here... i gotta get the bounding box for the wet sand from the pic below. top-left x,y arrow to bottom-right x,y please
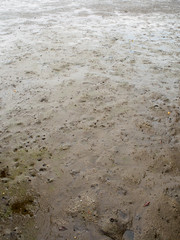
0,0 -> 180,239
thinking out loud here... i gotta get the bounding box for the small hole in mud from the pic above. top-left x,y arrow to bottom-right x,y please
110,218 -> 116,223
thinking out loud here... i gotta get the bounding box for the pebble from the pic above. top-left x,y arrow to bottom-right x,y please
60,144 -> 71,150
14,162 -> 19,168
135,215 -> 141,221
47,178 -> 54,183
123,230 -> 134,240
1,178 -> 9,183
117,210 -> 128,221
29,168 -> 36,177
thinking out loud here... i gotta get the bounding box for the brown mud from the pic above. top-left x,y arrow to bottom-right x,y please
0,0 -> 180,239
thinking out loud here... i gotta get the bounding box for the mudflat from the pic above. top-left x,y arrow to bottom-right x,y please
0,0 -> 180,239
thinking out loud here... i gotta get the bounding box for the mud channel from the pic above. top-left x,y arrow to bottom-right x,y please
0,0 -> 180,239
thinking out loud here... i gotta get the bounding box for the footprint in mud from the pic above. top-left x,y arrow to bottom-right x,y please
0,166 -> 9,178
11,196 -> 35,216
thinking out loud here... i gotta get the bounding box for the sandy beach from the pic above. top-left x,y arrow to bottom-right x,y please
0,0 -> 180,239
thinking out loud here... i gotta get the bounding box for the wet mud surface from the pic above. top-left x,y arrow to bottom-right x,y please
0,0 -> 180,239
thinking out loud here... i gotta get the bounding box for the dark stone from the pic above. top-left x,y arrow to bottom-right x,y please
123,230 -> 134,240
117,210 -> 128,220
